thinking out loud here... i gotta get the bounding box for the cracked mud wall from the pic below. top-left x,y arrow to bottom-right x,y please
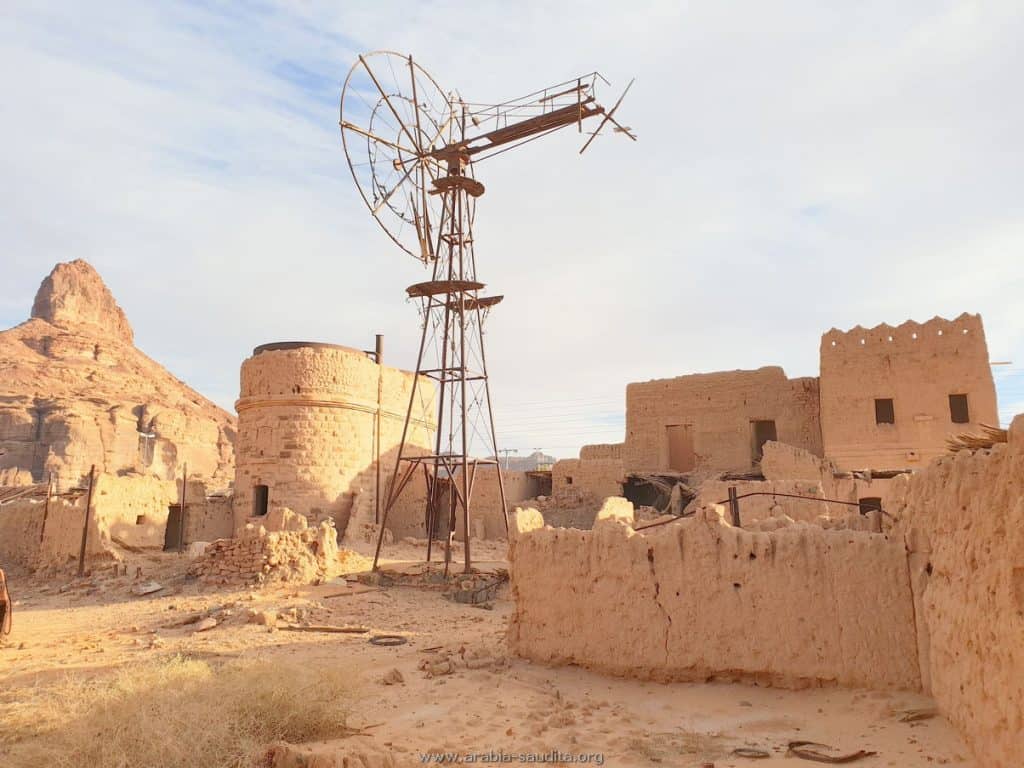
888,415 -> 1024,768
510,505 -> 920,691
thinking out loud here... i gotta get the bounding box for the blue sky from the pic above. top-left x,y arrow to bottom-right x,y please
1,1 -> 1022,457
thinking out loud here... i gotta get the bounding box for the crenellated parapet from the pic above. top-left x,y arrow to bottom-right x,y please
819,312 -> 997,471
821,313 -> 987,357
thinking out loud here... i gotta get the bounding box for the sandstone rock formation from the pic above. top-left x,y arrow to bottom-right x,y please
0,260 -> 235,489
30,258 -> 134,344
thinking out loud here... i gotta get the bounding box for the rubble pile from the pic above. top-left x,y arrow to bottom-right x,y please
189,519 -> 341,585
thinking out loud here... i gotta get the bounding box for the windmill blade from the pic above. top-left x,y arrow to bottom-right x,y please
579,78 -> 635,154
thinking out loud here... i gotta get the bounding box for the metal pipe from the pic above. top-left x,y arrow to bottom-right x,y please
373,253 -> 440,571
375,334 -> 383,526
178,462 -> 187,553
77,465 -> 96,577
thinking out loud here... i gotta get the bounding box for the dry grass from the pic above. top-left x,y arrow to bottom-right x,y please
1,655 -> 355,768
946,423 -> 1008,452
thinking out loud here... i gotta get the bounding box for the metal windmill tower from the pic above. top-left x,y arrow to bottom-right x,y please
339,51 -> 634,574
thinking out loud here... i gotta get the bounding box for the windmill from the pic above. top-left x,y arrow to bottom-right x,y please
339,51 -> 634,574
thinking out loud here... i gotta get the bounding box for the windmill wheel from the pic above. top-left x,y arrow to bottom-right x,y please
340,50 -> 470,264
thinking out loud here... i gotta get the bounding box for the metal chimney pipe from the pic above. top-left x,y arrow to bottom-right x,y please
374,333 -> 384,525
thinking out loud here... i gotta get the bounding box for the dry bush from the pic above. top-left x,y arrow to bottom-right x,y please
2,655 -> 355,768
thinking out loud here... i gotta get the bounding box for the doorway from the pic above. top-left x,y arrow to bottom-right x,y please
750,420 -> 777,464
164,505 -> 183,551
665,424 -> 695,472
252,484 -> 269,517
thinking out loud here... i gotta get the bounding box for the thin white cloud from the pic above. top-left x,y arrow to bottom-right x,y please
1,1 -> 1022,458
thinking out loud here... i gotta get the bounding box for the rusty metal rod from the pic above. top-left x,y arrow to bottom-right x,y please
714,490 -> 892,519
178,462 -> 187,554
375,334 -> 384,526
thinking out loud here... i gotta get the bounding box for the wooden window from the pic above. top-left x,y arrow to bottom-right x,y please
874,398 -> 895,424
949,394 -> 970,424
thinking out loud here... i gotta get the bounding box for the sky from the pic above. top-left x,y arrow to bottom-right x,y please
1,1 -> 1022,458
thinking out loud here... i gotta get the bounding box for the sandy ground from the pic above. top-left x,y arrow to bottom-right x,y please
0,544 -> 975,768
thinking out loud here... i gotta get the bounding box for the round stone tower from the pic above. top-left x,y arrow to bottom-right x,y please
233,341 -> 435,534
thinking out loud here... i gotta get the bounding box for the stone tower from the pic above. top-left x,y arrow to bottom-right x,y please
232,342 -> 435,536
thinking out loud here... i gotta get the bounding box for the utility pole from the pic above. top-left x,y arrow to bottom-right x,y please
498,448 -> 518,470
533,448 -> 550,471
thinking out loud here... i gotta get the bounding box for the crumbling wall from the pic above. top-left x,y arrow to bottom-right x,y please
184,494 -> 234,543
695,441 -> 899,525
579,443 -> 623,460
0,474 -> 222,570
91,474 -> 177,550
689,478 -> 833,524
887,416 -> 1024,768
624,367 -> 822,474
450,468 -> 537,540
820,314 -> 998,471
0,497 -> 49,567
509,505 -> 920,691
551,458 -> 623,505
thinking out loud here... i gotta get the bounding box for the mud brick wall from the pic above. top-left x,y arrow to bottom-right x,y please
888,415 -> 1024,768
624,367 -> 822,474
551,458 -> 623,505
819,314 -> 998,471
509,506 -> 920,691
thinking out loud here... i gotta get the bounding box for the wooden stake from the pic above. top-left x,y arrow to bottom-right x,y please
77,465 -> 96,577
39,471 -> 52,544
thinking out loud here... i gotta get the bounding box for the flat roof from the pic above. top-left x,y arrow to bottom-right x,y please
252,341 -> 362,357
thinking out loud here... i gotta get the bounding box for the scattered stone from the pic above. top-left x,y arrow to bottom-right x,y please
130,581 -> 164,596
247,609 -> 278,627
381,668 -> 404,685
193,617 -> 218,632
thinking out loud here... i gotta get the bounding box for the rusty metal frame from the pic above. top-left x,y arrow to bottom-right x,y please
344,52 -> 635,574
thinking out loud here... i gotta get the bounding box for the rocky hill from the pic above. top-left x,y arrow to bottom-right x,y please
0,260 -> 235,489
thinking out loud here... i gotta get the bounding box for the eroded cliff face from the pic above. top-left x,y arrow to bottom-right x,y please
0,260 -> 235,489
30,259 -> 134,344
889,417 -> 1024,768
